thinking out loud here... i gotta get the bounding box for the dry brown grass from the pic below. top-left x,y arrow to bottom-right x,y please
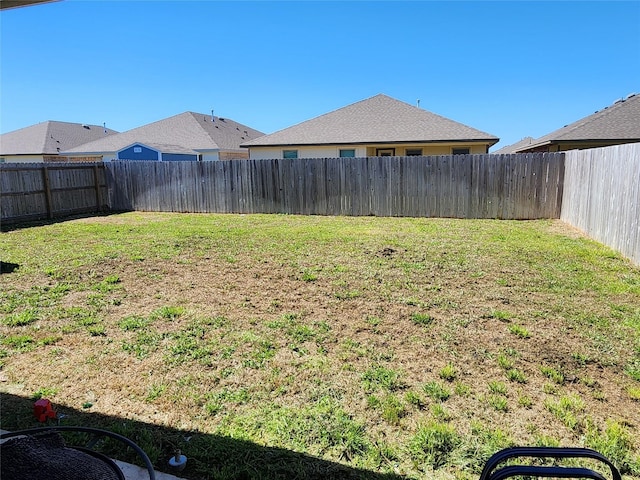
1,213 -> 639,479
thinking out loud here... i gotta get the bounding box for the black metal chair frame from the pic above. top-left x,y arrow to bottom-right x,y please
479,447 -> 622,480
2,431 -> 623,480
0,426 -> 156,480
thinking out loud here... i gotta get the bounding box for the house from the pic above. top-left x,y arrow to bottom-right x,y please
491,137 -> 535,154
63,111 -> 264,162
240,94 -> 499,159
513,93 -> 640,153
0,121 -> 118,163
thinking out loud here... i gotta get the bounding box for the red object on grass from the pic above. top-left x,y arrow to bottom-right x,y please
34,399 -> 56,422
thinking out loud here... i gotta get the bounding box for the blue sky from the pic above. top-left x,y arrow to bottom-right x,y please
1,0 -> 639,150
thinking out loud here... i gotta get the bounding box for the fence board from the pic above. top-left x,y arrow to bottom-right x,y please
96,154 -> 565,220
1,163 -> 108,224
561,143 -> 640,265
3,154 -> 566,225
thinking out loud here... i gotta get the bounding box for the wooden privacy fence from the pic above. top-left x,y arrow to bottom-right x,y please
0,163 -> 108,225
106,153 -> 565,219
561,143 -> 640,265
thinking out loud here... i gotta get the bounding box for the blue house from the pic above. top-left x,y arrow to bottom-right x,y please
117,143 -> 198,162
63,111 -> 264,162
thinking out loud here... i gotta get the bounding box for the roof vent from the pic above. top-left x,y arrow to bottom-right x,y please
82,124 -> 90,129
625,92 -> 637,99
220,118 -> 225,122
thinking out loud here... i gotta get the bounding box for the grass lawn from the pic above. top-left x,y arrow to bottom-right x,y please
1,212 -> 639,479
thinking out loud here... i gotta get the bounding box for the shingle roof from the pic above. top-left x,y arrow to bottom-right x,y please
241,94 -> 499,147
141,143 -> 199,155
63,112 -> 264,155
0,121 -> 118,155
514,93 -> 640,152
491,137 -> 535,154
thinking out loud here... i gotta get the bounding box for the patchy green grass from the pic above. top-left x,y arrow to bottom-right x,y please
540,365 -> 565,385
410,312 -> 434,327
1,213 -> 639,479
508,324 -> 531,339
423,381 -> 451,402
439,363 -> 457,382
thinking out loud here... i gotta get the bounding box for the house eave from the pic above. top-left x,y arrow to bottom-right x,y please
514,138 -> 640,152
0,152 -> 47,156
242,138 -> 500,149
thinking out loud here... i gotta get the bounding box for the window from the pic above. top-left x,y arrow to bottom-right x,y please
376,148 -> 395,156
406,148 -> 423,156
133,146 -> 142,153
339,149 -> 355,158
452,148 -> 470,155
283,150 -> 298,159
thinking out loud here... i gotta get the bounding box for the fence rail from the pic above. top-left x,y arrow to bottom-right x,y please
0,163 -> 108,224
561,143 -> 640,265
106,153 -> 564,219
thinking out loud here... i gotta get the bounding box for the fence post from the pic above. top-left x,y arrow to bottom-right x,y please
93,164 -> 103,212
41,165 -> 53,219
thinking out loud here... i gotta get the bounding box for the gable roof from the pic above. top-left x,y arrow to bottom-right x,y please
241,94 -> 499,148
491,137 -> 535,154
0,121 -> 118,155
63,112 -> 264,155
514,93 -> 640,152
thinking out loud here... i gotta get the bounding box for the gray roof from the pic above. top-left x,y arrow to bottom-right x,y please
514,93 -> 640,152
241,94 -> 499,147
491,137 -> 535,154
63,112 -> 264,155
140,143 -> 198,155
0,121 -> 118,155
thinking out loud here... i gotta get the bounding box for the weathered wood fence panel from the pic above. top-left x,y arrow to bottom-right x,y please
104,153 -> 564,219
561,143 -> 640,265
0,163 -> 108,225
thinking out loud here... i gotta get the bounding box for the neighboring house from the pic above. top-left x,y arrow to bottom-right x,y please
0,121 -> 118,163
63,112 -> 264,162
491,137 -> 535,154
240,94 -> 499,159
513,93 -> 640,153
